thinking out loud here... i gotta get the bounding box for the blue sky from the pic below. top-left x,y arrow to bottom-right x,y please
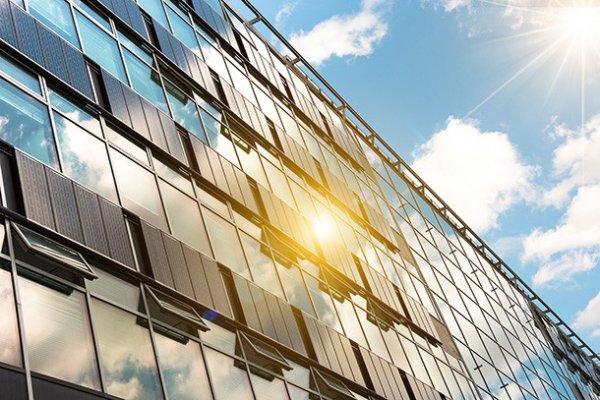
244,0 -> 600,352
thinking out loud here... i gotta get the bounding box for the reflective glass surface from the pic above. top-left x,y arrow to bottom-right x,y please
0,267 -> 22,367
123,50 -> 169,114
27,0 -> 79,47
165,81 -> 204,139
76,11 -> 127,82
0,53 -> 40,93
204,208 -> 249,278
204,348 -> 254,400
49,90 -> 102,137
137,0 -> 168,28
111,150 -> 168,230
19,277 -> 100,389
0,77 -> 57,167
54,112 -> 118,202
159,181 -> 212,256
92,299 -> 163,400
153,331 -> 212,400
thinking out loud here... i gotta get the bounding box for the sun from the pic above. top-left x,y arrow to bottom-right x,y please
311,214 -> 336,240
556,6 -> 600,48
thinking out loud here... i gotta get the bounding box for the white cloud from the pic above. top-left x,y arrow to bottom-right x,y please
574,291 -> 600,337
540,115 -> 600,208
523,185 -> 600,262
532,250 -> 599,287
411,117 -> 537,233
519,115 -> 600,287
275,0 -> 301,25
289,0 -> 391,65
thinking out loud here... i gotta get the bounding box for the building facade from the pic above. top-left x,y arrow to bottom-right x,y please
0,0 -> 598,399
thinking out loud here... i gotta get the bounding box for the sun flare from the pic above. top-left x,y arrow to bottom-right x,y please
556,6 -> 600,48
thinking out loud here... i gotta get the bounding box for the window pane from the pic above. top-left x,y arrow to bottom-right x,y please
251,375 -> 289,400
159,181 -> 212,256
49,90 -> 102,137
137,0 -> 168,28
165,81 -> 204,139
19,277 -> 100,389
166,7 -> 199,55
92,299 -> 163,400
204,348 -> 254,400
87,268 -> 141,311
111,150 -> 168,230
76,11 -> 127,82
27,0 -> 79,47
106,125 -> 149,166
118,31 -> 153,65
203,208 -> 249,278
234,136 -> 268,188
0,77 -> 57,167
276,261 -> 315,317
240,233 -> 283,298
0,52 -> 40,93
123,50 -> 169,114
54,112 -> 118,202
153,331 -> 212,400
154,159 -> 193,195
0,266 -> 22,367
74,0 -> 111,32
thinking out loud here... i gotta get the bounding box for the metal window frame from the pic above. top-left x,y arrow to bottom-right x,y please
11,222 -> 97,280
146,285 -> 210,331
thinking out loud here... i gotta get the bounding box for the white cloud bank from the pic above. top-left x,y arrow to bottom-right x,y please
289,0 -> 391,65
521,116 -> 600,289
574,291 -> 600,337
411,117 -> 537,233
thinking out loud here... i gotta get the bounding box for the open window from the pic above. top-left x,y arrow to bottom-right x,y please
11,222 -> 96,281
146,286 -> 209,336
239,333 -> 292,380
313,369 -> 356,400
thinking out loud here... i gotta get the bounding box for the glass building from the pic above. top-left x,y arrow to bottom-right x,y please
0,0 -> 598,399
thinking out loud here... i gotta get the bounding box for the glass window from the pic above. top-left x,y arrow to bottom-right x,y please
251,374 -> 289,400
199,39 -> 228,81
159,181 -> 212,256
203,207 -> 250,279
263,161 -> 295,207
27,0 -> 79,47
12,223 -> 96,279
54,112 -> 118,202
166,7 -> 200,55
118,31 -> 153,65
87,268 -> 141,311
304,276 -> 341,333
0,77 -> 57,167
154,331 -> 212,400
76,11 -> 127,82
0,52 -> 40,93
240,233 -> 283,298
276,259 -> 315,317
19,276 -> 100,389
233,135 -> 268,187
227,62 -> 255,105
123,50 -> 169,114
206,126 -> 238,167
154,159 -> 193,195
204,348 -> 254,400
106,125 -> 149,166
92,299 -> 163,400
111,150 -> 168,230
0,266 -> 22,367
137,0 -> 168,28
74,0 -> 111,32
49,90 -> 102,137
164,80 -> 204,139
